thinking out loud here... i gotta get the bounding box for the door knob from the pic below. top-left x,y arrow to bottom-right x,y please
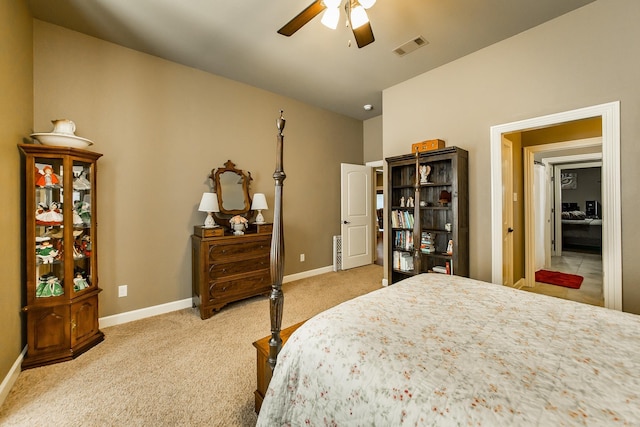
508,227 -> 514,233
342,220 -> 350,224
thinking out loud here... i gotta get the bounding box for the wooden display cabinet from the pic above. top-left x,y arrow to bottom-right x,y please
18,144 -> 104,369
386,146 -> 469,284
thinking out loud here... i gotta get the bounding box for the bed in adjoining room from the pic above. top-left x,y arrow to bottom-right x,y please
562,210 -> 602,252
256,273 -> 640,426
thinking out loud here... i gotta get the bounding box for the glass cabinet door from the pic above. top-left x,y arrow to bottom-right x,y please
34,157 -> 65,299
71,160 -> 94,295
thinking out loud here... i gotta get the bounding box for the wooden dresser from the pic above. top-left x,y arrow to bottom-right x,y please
191,224 -> 272,319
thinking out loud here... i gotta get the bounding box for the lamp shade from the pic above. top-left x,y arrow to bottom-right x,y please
251,193 -> 268,224
251,193 -> 268,211
251,193 -> 269,211
198,192 -> 219,213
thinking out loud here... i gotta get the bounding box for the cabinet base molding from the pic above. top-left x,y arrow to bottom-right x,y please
22,332 -> 104,370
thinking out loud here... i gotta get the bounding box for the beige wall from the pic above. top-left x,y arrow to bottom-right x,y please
0,0 -> 33,388
363,115 -> 382,163
32,21 -> 363,317
383,0 -> 640,313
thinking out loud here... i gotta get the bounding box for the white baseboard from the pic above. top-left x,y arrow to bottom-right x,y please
283,265 -> 333,283
99,297 -> 193,329
99,266 -> 335,329
0,346 -> 26,407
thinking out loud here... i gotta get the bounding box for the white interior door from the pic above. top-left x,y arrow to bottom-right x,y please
341,163 -> 372,270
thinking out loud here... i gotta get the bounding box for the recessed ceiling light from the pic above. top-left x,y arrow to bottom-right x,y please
363,104 -> 373,111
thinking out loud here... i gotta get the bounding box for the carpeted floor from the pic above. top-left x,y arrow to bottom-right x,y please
0,264 -> 383,426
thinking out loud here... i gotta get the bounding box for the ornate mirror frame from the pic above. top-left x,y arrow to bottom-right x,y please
210,160 -> 253,225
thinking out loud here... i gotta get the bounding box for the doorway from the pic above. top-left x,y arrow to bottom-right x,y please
526,142 -> 604,306
366,160 -> 384,267
490,102 -> 621,310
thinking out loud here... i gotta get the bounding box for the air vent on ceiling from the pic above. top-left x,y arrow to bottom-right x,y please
393,36 -> 428,57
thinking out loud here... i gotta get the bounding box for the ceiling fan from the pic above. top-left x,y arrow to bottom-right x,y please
278,0 -> 376,48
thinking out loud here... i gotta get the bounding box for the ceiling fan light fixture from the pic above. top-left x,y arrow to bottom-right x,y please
323,0 -> 342,8
321,7 -> 340,29
349,5 -> 369,29
359,0 -> 376,9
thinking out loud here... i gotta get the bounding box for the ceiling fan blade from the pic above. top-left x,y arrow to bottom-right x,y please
352,22 -> 375,48
278,1 -> 327,37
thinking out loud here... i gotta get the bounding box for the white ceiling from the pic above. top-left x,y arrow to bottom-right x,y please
27,0 -> 596,121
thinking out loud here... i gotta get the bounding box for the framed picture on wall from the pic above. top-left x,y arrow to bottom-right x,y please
561,172 -> 577,189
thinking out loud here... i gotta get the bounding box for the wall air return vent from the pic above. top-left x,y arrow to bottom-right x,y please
393,36 -> 428,57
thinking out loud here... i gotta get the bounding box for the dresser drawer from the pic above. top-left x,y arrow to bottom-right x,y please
207,271 -> 271,304
208,255 -> 269,279
207,235 -> 270,261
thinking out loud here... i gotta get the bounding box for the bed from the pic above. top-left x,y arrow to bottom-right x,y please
257,273 -> 640,425
561,209 -> 602,251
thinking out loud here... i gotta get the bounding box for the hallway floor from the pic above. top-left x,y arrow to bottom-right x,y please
523,250 -> 604,307
375,231 -> 383,266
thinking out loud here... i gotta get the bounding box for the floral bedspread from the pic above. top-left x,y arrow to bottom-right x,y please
257,274 -> 640,426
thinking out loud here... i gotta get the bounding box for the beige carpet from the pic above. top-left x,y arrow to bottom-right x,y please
0,264 -> 383,426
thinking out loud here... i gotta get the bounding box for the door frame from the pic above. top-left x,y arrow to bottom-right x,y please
490,101 -> 622,310
523,139 -> 601,289
367,160 -> 385,267
547,155 -> 602,256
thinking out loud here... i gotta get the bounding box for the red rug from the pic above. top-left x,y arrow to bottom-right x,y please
535,270 -> 583,289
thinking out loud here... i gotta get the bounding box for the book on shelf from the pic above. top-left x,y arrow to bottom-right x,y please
394,230 -> 413,250
432,261 -> 453,275
393,250 -> 414,271
391,210 -> 414,229
420,232 -> 435,254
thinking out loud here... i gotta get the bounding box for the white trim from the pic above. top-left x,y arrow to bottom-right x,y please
550,158 -> 602,256
523,138 -> 602,288
491,101 -> 621,310
283,266 -> 334,283
99,266 -> 335,328
0,346 -> 26,407
99,297 -> 193,328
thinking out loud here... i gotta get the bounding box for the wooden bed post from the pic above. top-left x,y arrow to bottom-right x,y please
268,110 -> 286,372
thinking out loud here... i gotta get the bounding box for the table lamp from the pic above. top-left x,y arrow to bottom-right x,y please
251,193 -> 268,224
198,192 -> 220,228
